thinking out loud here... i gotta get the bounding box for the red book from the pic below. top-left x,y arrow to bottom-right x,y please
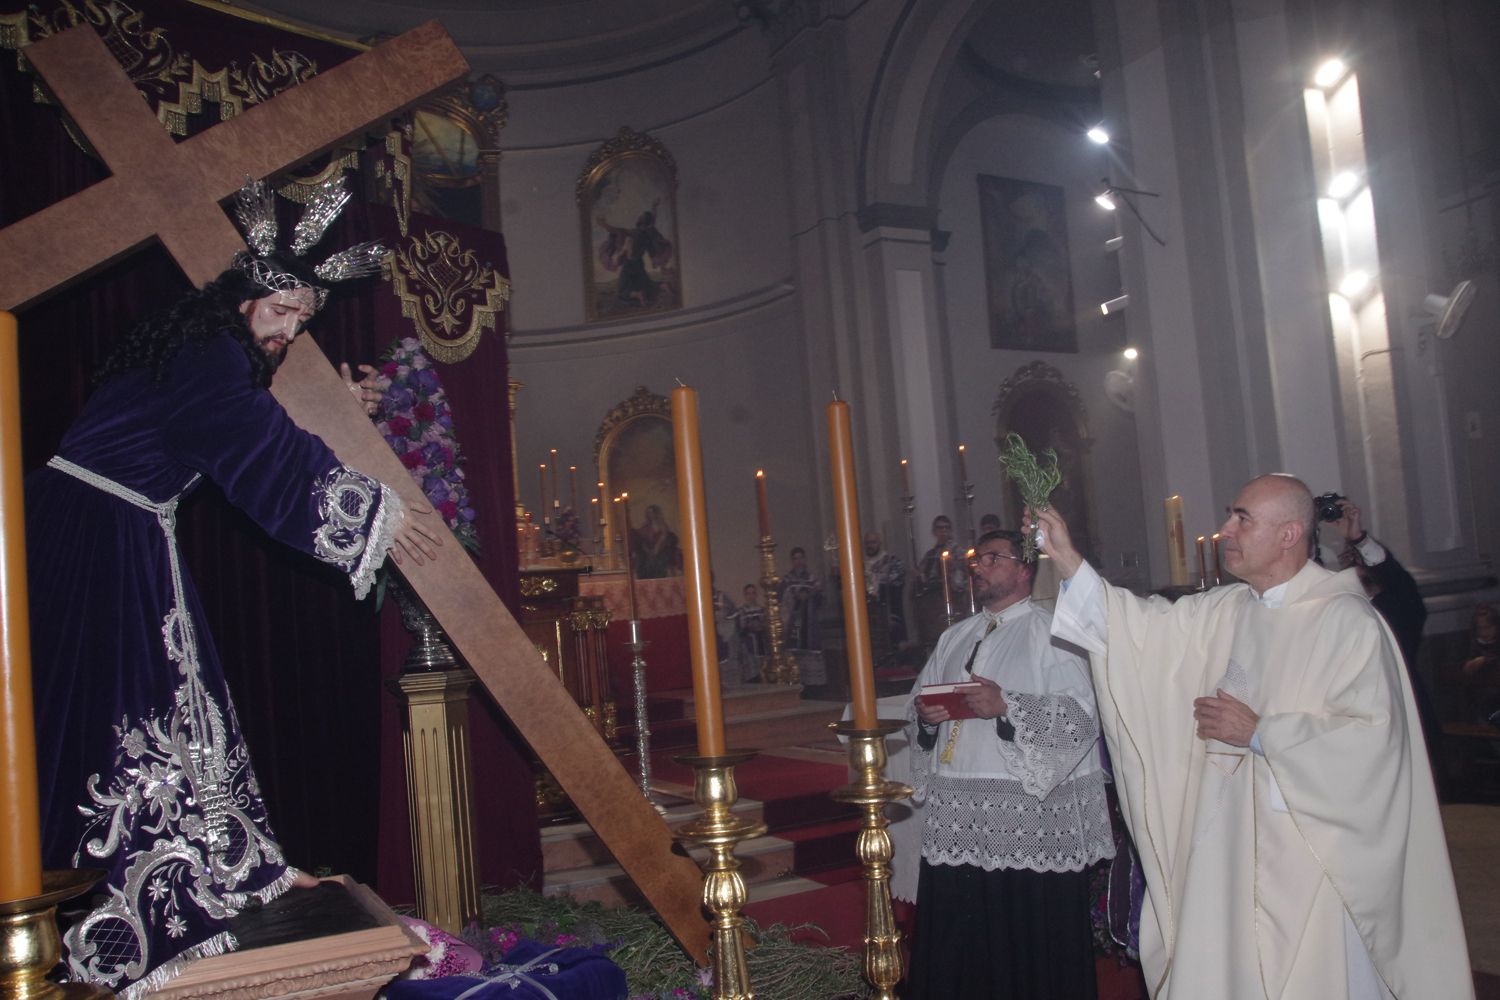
918,680 -> 984,720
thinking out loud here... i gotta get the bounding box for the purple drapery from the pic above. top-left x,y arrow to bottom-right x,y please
2,0 -> 537,900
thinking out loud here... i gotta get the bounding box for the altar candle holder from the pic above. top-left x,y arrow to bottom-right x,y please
830,719 -> 912,1000
0,870 -> 114,999
756,535 -> 800,685
673,751 -> 767,1000
625,619 -> 658,804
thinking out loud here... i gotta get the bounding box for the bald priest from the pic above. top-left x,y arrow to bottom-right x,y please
1033,474 -> 1471,999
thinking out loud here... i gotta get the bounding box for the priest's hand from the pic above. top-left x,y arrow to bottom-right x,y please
1193,689 -> 1259,746
390,508 -> 443,567
915,697 -> 950,726
964,674 -> 1009,720
1030,505 -> 1082,578
340,361 -> 386,417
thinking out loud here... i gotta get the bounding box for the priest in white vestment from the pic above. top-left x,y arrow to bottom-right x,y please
1033,474 -> 1472,1000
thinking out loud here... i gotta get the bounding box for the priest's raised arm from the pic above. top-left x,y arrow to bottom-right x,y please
1031,482 -> 1472,1000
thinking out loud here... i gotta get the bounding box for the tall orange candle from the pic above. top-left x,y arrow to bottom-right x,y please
616,494 -> 640,621
827,399 -> 878,729
899,457 -> 911,496
1164,495 -> 1189,586
672,386 -> 726,756
1196,535 -> 1208,586
0,312 -> 42,902
569,466 -> 578,513
1211,533 -> 1223,585
957,443 -> 968,482
754,469 -> 770,538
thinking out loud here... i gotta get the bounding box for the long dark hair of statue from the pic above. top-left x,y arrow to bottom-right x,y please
95,252 -> 319,389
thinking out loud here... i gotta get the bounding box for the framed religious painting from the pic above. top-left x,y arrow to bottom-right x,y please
594,387 -> 682,578
577,127 -> 682,322
978,174 -> 1078,353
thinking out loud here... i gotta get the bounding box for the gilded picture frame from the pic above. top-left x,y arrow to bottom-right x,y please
576,127 -> 682,323
594,387 -> 682,578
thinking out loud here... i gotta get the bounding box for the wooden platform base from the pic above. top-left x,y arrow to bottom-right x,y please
147,877 -> 425,1000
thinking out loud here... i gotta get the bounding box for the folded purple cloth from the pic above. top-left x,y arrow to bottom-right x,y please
387,939 -> 628,1000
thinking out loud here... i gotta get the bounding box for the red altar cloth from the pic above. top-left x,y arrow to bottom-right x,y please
582,573 -> 693,697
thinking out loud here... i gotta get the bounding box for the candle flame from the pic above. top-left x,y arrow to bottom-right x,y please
958,444 -> 966,453
901,458 -> 908,466
1197,535 -> 1206,543
569,465 -> 576,472
756,469 -> 765,479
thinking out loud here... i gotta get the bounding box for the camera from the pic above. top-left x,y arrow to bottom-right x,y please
1313,492 -> 1346,523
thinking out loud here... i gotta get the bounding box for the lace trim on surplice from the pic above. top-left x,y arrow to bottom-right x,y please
919,771 -> 1115,874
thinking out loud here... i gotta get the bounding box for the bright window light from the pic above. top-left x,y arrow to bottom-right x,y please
1328,171 -> 1361,200
1095,191 -> 1117,211
1123,347 -> 1139,360
1338,270 -> 1371,298
1314,58 -> 1347,89
1087,126 -> 1110,144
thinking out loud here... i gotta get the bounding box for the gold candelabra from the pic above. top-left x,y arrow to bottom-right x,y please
673,751 -> 767,1000
756,537 -> 799,684
0,869 -> 114,998
830,719 -> 912,1000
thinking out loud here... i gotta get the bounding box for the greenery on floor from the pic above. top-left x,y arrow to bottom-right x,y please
477,888 -> 868,999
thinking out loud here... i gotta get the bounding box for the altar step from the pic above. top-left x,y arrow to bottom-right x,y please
664,684 -> 848,750
541,744 -> 861,908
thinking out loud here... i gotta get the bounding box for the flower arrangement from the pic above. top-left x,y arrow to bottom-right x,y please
373,336 -> 479,552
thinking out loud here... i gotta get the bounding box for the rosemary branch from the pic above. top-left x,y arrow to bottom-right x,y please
998,432 -> 1061,560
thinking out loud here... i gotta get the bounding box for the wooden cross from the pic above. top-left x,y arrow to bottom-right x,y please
0,23 -> 708,961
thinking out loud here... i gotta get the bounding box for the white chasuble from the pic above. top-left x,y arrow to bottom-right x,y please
1053,561 -> 1472,999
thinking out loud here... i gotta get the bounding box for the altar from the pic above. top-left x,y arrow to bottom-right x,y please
581,570 -> 694,696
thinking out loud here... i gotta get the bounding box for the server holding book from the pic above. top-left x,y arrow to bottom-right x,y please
905,528 -> 1113,1000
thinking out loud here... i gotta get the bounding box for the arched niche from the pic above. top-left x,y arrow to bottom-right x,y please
593,386 -> 682,578
992,361 -> 1095,560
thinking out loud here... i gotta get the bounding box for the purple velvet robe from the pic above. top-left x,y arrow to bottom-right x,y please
25,331 -> 399,997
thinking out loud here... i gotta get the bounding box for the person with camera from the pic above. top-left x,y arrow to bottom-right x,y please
1325,495 -> 1440,750
1030,474 -> 1470,999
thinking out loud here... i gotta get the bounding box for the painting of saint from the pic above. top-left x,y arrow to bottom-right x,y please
604,413 -> 682,578
580,131 -> 682,322
979,175 -> 1078,353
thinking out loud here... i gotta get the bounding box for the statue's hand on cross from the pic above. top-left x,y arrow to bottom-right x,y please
339,361 -> 386,417
391,506 -> 442,567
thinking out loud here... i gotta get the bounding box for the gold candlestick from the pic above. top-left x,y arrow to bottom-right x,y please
830,719 -> 913,1000
756,537 -> 799,685
0,869 -> 114,998
674,751 -> 767,1000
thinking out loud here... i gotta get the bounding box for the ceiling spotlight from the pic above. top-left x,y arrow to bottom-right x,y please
1101,294 -> 1130,315
1328,171 -> 1362,200
1314,57 -> 1348,89
1087,126 -> 1110,145
1123,347 -> 1139,360
1338,270 -> 1372,298
1095,190 -> 1118,211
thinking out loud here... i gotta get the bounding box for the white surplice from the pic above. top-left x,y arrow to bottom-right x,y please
1053,560 -> 1472,999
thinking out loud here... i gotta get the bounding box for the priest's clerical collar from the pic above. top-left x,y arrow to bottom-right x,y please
1254,579 -> 1291,608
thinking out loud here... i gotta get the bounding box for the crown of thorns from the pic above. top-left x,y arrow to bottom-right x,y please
230,175 -> 387,312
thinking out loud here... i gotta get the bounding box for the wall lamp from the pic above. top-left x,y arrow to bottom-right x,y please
1096,181 -> 1167,247
1101,294 -> 1130,315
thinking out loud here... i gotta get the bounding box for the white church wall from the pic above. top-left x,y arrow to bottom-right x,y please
500,35 -> 811,594
935,112 -> 1150,588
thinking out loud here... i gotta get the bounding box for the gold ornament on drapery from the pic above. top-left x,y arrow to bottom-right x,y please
389,229 -> 511,363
